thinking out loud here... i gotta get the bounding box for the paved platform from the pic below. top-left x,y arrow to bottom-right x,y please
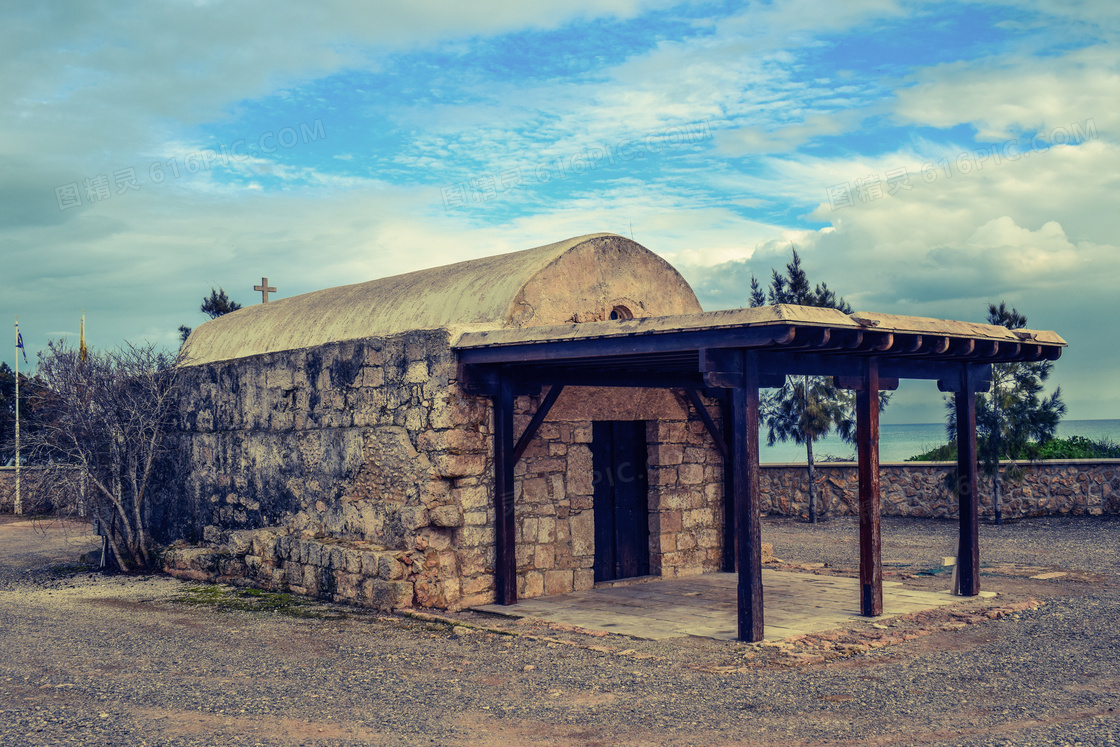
475,570 -> 995,641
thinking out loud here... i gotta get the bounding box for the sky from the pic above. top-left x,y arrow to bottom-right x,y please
2,0 -> 1117,425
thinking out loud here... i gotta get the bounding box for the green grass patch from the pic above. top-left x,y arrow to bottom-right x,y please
172,584 -> 348,620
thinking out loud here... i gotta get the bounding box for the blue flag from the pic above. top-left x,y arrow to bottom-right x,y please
16,330 -> 27,364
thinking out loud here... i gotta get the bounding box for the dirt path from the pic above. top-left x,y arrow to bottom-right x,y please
1,515 -> 1118,746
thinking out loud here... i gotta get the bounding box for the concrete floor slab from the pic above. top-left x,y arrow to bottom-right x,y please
475,570 -> 996,641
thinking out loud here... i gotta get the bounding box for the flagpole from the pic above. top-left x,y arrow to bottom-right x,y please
14,318 -> 21,516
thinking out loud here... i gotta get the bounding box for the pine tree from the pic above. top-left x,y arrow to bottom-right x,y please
749,247 -> 881,522
179,287 -> 243,345
200,288 -> 242,319
948,302 -> 1065,523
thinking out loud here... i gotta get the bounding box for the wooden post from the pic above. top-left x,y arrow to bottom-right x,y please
856,357 -> 883,616
719,393 -> 736,572
732,351 -> 764,642
493,374 -> 517,605
955,365 -> 980,596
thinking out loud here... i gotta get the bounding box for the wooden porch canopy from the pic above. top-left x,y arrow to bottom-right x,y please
453,304 -> 1066,642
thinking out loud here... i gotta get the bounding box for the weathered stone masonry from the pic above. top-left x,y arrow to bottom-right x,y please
156,329 -> 726,611
158,329 -> 486,610
151,331 -> 1118,611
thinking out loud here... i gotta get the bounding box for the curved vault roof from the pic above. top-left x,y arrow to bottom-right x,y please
180,233 -> 703,366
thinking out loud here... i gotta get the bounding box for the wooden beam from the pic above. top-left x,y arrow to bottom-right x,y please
955,365 -> 981,596
732,351 -> 765,642
457,325 -> 794,365
511,384 -> 565,463
833,375 -> 899,392
857,356 -> 883,616
516,369 -> 707,390
492,374 -> 517,605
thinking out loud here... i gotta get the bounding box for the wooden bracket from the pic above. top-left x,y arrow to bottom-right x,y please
937,364 -> 992,393
834,375 -> 899,391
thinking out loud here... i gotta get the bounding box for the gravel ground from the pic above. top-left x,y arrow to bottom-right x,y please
1,513 -> 1118,746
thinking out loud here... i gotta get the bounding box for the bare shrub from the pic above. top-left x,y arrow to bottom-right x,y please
27,341 -> 183,570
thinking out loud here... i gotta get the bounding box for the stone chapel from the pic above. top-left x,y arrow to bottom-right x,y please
159,233 -> 729,610
156,231 -> 1064,641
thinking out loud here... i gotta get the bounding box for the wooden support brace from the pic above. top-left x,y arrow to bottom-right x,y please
684,388 -> 728,461
512,385 -> 565,463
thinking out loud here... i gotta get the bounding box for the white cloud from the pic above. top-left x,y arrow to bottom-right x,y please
893,45 -> 1120,140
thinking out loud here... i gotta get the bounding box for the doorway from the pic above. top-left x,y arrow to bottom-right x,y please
592,420 -> 650,582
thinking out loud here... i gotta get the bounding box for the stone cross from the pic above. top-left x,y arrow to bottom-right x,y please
254,277 -> 277,303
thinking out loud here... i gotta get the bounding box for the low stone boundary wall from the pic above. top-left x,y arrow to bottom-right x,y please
0,467 -> 85,514
760,460 -> 1120,520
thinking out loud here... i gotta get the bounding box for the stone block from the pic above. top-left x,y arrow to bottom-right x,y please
454,485 -> 489,511
363,579 -> 414,610
544,569 -> 574,595
434,453 -> 486,478
360,551 -> 380,577
521,478 -> 549,504
649,466 -> 679,488
684,447 -> 710,464
678,463 -> 705,485
398,506 -> 430,532
379,554 -> 407,581
519,517 -> 539,544
429,504 -> 463,527
521,571 -> 544,598
462,575 -> 493,596
404,361 -> 429,384
655,444 -> 684,466
343,547 -> 362,574
573,569 -> 595,591
251,530 -> 282,559
459,526 -> 495,547
570,510 -> 594,558
458,547 -> 493,577
334,572 -> 362,601
463,510 -> 489,526
302,564 -> 320,594
164,547 -> 219,572
534,544 -> 555,569
566,445 -> 594,495
516,543 -> 534,569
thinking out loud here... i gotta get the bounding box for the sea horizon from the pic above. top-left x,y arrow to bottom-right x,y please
759,418 -> 1120,464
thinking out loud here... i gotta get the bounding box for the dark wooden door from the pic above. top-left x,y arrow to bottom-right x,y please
592,421 -> 650,582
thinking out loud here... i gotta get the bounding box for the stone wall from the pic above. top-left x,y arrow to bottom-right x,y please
155,332 -> 725,612
647,419 -> 725,578
759,460 -> 1120,519
0,467 -> 84,514
508,389 -> 725,599
156,328 -> 491,610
